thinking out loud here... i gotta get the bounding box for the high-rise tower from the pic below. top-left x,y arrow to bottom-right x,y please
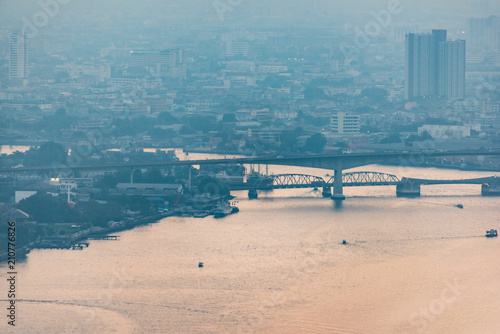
9,31 -> 29,80
405,30 -> 465,101
438,40 -> 466,99
432,29 -> 447,92
405,32 -> 436,100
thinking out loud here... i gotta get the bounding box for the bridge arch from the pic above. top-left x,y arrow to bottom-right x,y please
325,172 -> 401,186
251,174 -> 326,189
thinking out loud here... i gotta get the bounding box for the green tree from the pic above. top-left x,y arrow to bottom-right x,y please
174,166 -> 197,180
26,142 -> 68,166
96,175 -> 118,190
304,86 -> 329,100
361,87 -> 388,102
380,133 -> 402,144
157,111 -> 177,124
55,108 -> 67,118
180,115 -> 217,133
132,169 -> 144,183
222,113 -> 237,123
149,128 -> 177,140
143,169 -> 166,183
305,133 -> 327,153
195,176 -> 229,196
280,127 -> 303,152
77,200 -> 123,227
405,131 -> 433,143
179,125 -> 195,135
18,193 -> 81,225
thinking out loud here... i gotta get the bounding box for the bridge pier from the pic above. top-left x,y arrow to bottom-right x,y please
322,186 -> 331,197
331,169 -> 345,200
481,182 -> 500,196
248,189 -> 258,199
396,181 -> 421,197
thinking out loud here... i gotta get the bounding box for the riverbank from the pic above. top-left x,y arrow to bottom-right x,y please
381,161 -> 500,172
0,212 -> 173,264
0,200 -> 240,264
183,147 -> 248,156
0,244 -> 30,263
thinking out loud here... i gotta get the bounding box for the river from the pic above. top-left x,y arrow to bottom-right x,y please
1,155 -> 499,334
0,146 -> 31,155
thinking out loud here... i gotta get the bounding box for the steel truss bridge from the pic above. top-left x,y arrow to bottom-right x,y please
230,172 -> 499,191
330,172 -> 401,187
231,172 -> 403,190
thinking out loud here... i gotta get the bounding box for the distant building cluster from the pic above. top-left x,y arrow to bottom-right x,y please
129,49 -> 186,79
418,124 -> 471,139
468,16 -> 500,52
0,12 -> 499,158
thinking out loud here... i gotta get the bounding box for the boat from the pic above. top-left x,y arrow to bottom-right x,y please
158,207 -> 170,214
485,229 -> 498,238
194,212 -> 209,218
246,171 -> 273,188
213,202 -> 233,218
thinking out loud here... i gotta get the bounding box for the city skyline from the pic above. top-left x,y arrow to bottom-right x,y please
0,1 -> 500,333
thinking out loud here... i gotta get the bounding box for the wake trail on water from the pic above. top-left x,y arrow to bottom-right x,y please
416,200 -> 465,208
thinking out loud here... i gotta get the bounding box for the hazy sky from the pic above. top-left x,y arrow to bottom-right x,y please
0,0 -> 498,38
1,0 -> 498,21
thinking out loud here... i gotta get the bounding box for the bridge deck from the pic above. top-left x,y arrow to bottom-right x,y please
404,176 -> 498,185
1,151 -> 499,173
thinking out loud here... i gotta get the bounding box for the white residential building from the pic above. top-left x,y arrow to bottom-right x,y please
331,112 -> 360,135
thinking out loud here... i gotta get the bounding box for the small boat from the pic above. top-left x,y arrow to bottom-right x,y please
158,207 -> 170,213
194,212 -> 209,218
213,202 -> 233,218
485,229 -> 498,238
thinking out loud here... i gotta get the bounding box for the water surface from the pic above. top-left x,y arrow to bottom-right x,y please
1,164 -> 499,334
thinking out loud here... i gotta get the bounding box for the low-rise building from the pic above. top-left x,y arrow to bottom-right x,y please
115,183 -> 182,194
418,124 -> 471,139
331,112 -> 360,135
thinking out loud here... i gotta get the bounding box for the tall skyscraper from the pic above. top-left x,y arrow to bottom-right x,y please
405,32 -> 436,100
9,31 -> 29,80
432,29 -> 447,92
405,30 -> 465,101
438,40 -> 466,99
